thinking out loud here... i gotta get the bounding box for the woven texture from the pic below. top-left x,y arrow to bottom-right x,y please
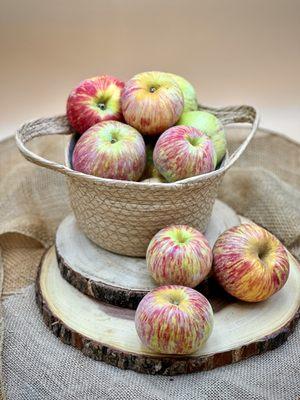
68,173 -> 223,256
1,126 -> 300,399
16,106 -> 258,256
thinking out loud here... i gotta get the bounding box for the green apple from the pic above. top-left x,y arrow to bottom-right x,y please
177,111 -> 227,164
140,143 -> 166,182
167,73 -> 198,112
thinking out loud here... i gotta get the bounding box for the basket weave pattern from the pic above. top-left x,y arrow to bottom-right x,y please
16,105 -> 259,257
67,173 -> 222,256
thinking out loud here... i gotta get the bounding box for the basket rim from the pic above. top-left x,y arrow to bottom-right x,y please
15,104 -> 260,189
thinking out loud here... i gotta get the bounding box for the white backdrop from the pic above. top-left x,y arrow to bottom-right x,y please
0,0 -> 299,142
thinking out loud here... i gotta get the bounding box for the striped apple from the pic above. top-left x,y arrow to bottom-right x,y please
67,75 -> 125,134
177,110 -> 227,164
135,285 -> 214,354
72,121 -> 146,181
153,125 -> 217,182
121,71 -> 184,135
213,223 -> 290,302
147,225 -> 212,287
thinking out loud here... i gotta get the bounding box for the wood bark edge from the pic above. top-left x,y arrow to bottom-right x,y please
56,247 -> 211,309
36,252 -> 300,376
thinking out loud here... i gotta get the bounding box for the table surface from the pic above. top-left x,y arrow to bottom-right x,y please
0,0 -> 299,143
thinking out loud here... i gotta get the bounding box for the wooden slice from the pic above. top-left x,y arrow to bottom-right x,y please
37,246 -> 300,375
56,200 -> 241,309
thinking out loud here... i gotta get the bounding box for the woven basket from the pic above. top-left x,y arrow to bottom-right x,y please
16,104 -> 259,257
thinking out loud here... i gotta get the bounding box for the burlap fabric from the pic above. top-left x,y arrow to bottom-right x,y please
0,127 -> 299,399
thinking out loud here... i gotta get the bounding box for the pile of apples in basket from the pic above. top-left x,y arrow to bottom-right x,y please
67,71 -> 290,355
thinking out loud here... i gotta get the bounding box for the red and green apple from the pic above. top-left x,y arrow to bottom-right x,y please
121,71 -> 184,135
135,285 -> 214,354
177,110 -> 226,164
72,121 -> 146,181
153,125 -> 216,182
67,75 -> 124,134
147,225 -> 212,287
213,223 -> 290,302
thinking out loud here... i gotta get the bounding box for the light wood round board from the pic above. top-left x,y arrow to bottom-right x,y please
37,237 -> 300,375
55,200 -> 240,309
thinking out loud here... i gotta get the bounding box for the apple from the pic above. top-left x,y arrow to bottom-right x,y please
153,125 -> 217,182
167,73 -> 198,112
135,285 -> 214,354
72,121 -> 146,181
213,223 -> 290,302
121,71 -> 184,135
67,75 -> 125,134
177,111 -> 227,164
147,225 -> 212,287
140,143 -> 166,182
140,177 -> 166,184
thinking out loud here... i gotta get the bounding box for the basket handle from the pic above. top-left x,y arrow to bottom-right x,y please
15,115 -> 74,176
199,104 -> 259,169
15,106 -> 259,178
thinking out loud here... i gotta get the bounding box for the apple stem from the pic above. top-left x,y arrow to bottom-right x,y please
98,103 -> 106,110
